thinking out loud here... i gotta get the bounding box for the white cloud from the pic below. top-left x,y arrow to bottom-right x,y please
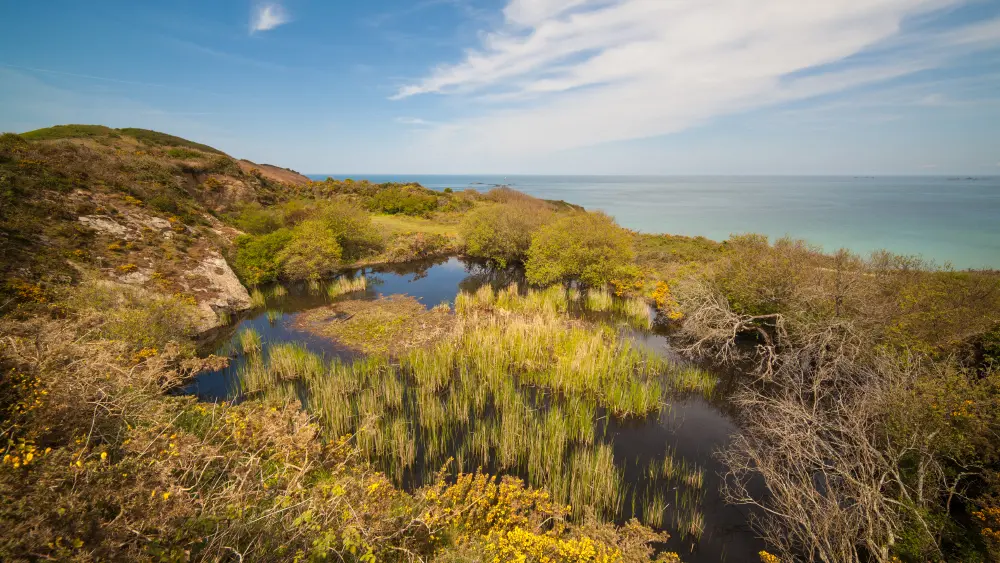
396,117 -> 436,126
392,0 -> 1000,160
250,2 -> 291,33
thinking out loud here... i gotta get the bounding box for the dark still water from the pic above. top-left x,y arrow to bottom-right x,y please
185,257 -> 764,562
310,174 -> 1000,269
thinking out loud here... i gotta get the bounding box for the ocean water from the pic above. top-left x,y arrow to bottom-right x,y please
308,175 -> 1000,269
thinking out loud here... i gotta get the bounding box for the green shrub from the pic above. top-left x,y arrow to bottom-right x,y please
20,124 -> 119,141
277,220 -> 343,281
461,202 -> 552,267
147,194 -> 180,214
385,232 -> 456,262
317,201 -> 383,260
234,204 -> 282,235
713,234 -> 822,316
368,187 -> 438,216
525,212 -> 638,287
234,228 -> 294,285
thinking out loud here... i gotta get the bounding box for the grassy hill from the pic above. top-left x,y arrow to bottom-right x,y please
21,124 -> 227,155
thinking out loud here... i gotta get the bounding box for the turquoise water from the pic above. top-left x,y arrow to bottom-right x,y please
308,175 -> 1000,269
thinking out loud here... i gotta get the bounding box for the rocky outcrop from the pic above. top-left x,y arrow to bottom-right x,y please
190,253 -> 252,331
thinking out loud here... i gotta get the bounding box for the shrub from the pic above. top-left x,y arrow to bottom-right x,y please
147,194 -> 180,214
277,220 -> 343,281
369,187 -> 438,216
385,232 -> 457,262
67,280 -> 198,351
233,203 -> 282,235
461,202 -> 552,267
233,228 -> 293,285
525,212 -> 638,287
317,201 -> 383,260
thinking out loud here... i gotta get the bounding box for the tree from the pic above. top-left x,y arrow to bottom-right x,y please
524,212 -> 638,287
277,220 -> 342,281
460,202 -> 552,267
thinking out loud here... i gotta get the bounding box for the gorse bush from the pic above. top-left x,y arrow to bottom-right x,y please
317,200 -> 383,260
526,212 -> 639,288
461,201 -> 553,267
233,228 -> 293,285
276,219 -> 343,281
368,186 -> 439,216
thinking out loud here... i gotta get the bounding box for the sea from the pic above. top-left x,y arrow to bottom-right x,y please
307,175 -> 1000,270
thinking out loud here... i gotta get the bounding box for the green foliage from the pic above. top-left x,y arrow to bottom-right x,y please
317,201 -> 383,260
20,124 -> 119,141
116,127 -> 225,154
368,187 -> 438,216
461,202 -> 552,267
713,234 -> 822,316
384,232 -> 457,262
234,204 -> 283,235
234,228 -> 293,286
20,125 -> 225,155
276,220 -> 343,281
525,212 -> 638,287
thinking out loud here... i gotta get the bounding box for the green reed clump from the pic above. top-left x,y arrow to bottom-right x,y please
567,286 -> 581,302
270,284 -> 288,299
619,295 -> 652,330
641,486 -> 668,528
266,309 -> 282,324
670,365 -> 717,397
267,342 -> 324,381
236,354 -> 276,395
249,288 -> 267,308
217,309 -> 232,326
327,275 -> 367,300
455,283 -> 495,314
238,327 -> 262,354
402,341 -> 456,391
585,287 -> 613,311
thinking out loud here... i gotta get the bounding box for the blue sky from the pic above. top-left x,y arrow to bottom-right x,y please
1,0 -> 998,174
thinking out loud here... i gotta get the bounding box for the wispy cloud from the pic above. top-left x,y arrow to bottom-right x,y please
392,0 -> 1000,159
250,2 -> 291,34
396,117 -> 436,126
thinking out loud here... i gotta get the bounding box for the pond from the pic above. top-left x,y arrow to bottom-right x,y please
184,257 -> 764,562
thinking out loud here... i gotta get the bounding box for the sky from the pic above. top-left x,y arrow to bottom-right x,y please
1,0 -> 999,175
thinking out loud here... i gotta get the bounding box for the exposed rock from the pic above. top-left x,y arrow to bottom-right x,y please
78,215 -> 129,238
191,252 -> 252,332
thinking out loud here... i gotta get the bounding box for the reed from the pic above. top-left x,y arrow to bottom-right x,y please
216,309 -> 232,326
266,309 -> 282,324
270,284 -> 288,299
327,275 -> 368,300
619,296 -> 652,330
249,288 -> 267,308
670,365 -> 718,397
266,342 -> 324,381
585,287 -> 613,311
237,327 -> 262,354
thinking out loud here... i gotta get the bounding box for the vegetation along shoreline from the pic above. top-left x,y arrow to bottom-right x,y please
2,125 -> 999,562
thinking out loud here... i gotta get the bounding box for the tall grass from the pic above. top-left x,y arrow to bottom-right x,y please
226,285 -> 715,533
238,327 -> 262,354
327,275 -> 367,300
586,287 -> 613,311
249,288 -> 267,308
